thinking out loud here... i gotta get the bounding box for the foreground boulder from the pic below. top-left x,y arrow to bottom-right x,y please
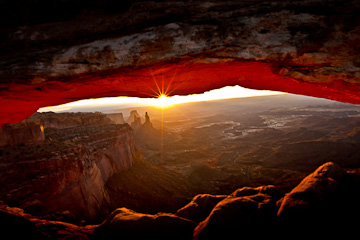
193,185 -> 282,240
175,194 -> 227,223
277,162 -> 345,218
0,201 -> 92,239
91,207 -> 196,240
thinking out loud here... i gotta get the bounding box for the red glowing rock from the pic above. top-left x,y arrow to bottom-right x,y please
0,0 -> 359,126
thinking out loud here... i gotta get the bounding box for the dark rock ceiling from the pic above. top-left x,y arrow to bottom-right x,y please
0,0 -> 359,126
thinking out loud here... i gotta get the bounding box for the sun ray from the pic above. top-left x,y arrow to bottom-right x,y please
149,69 -> 162,96
164,68 -> 178,96
140,79 -> 160,97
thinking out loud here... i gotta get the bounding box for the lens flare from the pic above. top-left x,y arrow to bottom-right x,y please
156,94 -> 173,109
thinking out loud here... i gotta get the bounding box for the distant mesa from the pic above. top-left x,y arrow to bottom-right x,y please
131,115 -> 142,130
128,111 -> 154,131
128,111 -> 161,152
126,110 -> 143,125
105,113 -> 125,124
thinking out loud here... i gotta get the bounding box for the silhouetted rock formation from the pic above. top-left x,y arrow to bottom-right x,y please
0,162 -> 360,239
130,115 -> 142,130
132,112 -> 162,152
175,194 -> 227,223
0,201 -> 92,239
277,162 -> 345,217
92,207 -> 196,240
143,112 -> 153,128
126,110 -> 142,125
105,113 -> 125,124
193,185 -> 282,239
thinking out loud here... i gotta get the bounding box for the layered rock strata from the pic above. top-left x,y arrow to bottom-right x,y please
0,112 -> 140,222
0,0 -> 359,125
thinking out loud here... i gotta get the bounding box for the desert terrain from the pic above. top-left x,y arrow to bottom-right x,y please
123,94 -> 360,196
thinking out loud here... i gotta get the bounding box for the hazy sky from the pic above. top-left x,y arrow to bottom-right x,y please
38,85 -> 285,113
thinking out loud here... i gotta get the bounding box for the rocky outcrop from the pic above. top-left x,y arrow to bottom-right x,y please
0,0 -> 360,126
193,185 -> 282,240
105,113 -> 125,124
130,116 -> 142,130
92,207 -> 196,240
26,112 -> 113,129
0,122 -> 45,147
1,162 -> 360,239
0,112 -> 140,222
131,112 -> 162,150
175,194 -> 227,223
189,163 -> 360,238
0,201 -> 93,239
143,112 -> 153,128
126,110 -> 142,125
277,162 -> 345,218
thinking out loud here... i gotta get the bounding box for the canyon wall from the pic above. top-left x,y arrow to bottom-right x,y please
0,112 -> 140,221
0,122 -> 45,147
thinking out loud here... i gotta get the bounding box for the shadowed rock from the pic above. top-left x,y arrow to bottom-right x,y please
277,162 -> 345,217
193,185 -> 282,240
92,207 -> 196,240
175,194 -> 227,223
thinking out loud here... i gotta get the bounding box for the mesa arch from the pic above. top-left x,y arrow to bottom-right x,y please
1,0 -> 359,126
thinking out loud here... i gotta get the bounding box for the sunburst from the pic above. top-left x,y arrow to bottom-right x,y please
140,68 -> 182,109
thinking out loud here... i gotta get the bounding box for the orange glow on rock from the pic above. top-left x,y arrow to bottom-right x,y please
1,60 -> 360,126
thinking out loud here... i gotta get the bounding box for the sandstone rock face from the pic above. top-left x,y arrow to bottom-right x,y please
92,207 -> 196,240
0,122 -> 45,147
105,113 -> 125,124
277,162 -> 345,217
130,116 -> 142,130
27,112 -> 112,129
1,162 -> 360,239
175,194 -> 227,223
0,201 -> 93,239
126,110 -> 142,125
143,112 -> 153,128
193,185 -> 282,239
0,112 -> 140,222
0,0 -> 359,126
133,112 -> 162,150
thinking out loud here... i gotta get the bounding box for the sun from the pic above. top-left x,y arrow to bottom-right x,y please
155,94 -> 173,109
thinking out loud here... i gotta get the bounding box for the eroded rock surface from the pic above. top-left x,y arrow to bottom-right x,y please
92,207 -> 196,240
193,185 -> 282,239
277,162 -> 345,217
1,162 -> 360,239
175,194 -> 227,223
0,112 -> 140,222
1,0 -> 360,125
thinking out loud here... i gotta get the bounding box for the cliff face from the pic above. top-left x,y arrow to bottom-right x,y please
0,112 -> 140,222
126,110 -> 143,125
105,113 -> 125,124
0,122 -> 45,147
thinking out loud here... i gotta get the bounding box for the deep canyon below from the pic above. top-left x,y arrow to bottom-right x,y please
1,94 -> 360,239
